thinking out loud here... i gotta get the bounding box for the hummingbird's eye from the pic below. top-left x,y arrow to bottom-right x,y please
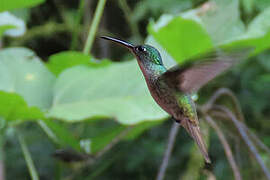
136,46 -> 146,52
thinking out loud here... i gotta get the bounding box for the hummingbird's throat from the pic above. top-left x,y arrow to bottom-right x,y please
136,58 -> 166,80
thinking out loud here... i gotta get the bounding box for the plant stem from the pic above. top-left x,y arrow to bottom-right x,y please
71,0 -> 85,50
242,124 -> 270,155
65,126 -> 132,180
18,134 -> 39,180
86,155 -> 117,179
203,88 -> 244,122
94,126 -> 132,159
83,0 -> 107,54
118,0 -> 142,43
156,122 -> 180,180
37,120 -> 59,144
204,115 -> 242,180
10,22 -> 69,46
214,105 -> 270,180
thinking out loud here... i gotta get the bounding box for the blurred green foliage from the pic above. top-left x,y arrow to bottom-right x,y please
0,91 -> 43,122
0,0 -> 44,12
0,0 -> 270,179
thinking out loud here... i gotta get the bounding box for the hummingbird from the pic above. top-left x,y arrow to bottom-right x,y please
101,36 -> 250,163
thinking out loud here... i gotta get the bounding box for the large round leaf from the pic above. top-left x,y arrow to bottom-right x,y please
49,61 -> 168,125
0,48 -> 55,110
148,15 -> 213,64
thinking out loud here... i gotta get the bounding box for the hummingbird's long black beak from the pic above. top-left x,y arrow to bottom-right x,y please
100,36 -> 135,50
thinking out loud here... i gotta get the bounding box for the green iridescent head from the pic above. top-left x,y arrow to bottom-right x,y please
133,45 -> 163,66
100,36 -> 163,66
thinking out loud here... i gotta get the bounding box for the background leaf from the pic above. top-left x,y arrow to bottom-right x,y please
124,120 -> 164,140
256,0 -> 270,11
0,25 -> 15,38
47,51 -> 111,76
148,16 -> 213,63
132,0 -> 191,22
0,48 -> 55,110
222,7 -> 270,55
0,0 -> 45,12
199,0 -> 245,44
48,61 -> 167,125
2,0 -> 270,179
246,6 -> 270,37
47,51 -> 92,76
0,12 -> 26,37
242,0 -> 254,14
0,91 -> 43,122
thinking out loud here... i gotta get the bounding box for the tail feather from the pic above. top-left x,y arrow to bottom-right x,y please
181,120 -> 211,163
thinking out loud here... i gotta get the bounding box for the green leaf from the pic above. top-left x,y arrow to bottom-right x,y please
0,0 -> 45,12
246,6 -> 270,37
47,51 -> 111,76
148,2 -> 270,60
124,120 -> 164,140
178,1 -> 270,55
0,12 -> 26,37
199,0 -> 245,44
242,0 -> 254,14
148,16 -> 213,64
0,25 -> 15,38
256,0 -> 270,11
48,61 -> 168,125
179,0 -> 245,45
0,48 -> 55,110
145,36 -> 177,68
132,0 -> 191,22
222,7 -> 270,55
47,51 -> 91,76
222,33 -> 270,56
0,91 -> 44,122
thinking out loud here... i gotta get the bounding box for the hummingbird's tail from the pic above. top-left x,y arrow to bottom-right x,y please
181,119 -> 211,163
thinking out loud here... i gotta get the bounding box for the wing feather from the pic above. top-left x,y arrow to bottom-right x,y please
160,47 -> 252,93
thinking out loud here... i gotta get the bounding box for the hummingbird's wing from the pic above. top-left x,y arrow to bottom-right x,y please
160,47 -> 252,93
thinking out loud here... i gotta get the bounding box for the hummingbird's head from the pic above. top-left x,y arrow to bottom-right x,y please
100,36 -> 163,67
133,45 -> 163,66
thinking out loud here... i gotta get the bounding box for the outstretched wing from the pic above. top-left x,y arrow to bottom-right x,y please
159,47 -> 252,93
